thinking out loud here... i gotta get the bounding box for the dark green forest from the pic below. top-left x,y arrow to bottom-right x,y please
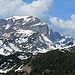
4,46 -> 75,75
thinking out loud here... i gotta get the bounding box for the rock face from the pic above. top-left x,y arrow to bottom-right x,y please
0,16 -> 75,74
50,29 -> 74,46
0,16 -> 49,38
0,16 -> 54,56
0,16 -> 55,74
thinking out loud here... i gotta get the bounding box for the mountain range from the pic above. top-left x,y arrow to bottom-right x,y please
0,16 -> 75,74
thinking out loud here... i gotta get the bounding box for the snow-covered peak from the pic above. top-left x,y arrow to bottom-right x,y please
6,16 -> 28,20
2,16 -> 49,38
5,24 -> 10,30
6,16 -> 40,22
0,16 -> 54,56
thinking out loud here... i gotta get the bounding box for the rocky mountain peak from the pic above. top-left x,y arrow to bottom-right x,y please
0,16 -> 75,74
0,16 -> 49,38
0,16 -> 54,56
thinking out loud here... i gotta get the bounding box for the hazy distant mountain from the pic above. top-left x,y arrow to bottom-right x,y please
50,29 -> 74,46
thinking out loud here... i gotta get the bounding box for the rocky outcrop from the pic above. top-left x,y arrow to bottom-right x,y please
0,16 -> 54,56
0,16 -> 49,39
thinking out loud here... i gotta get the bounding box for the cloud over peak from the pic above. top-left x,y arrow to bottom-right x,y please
0,0 -> 75,38
0,0 -> 53,22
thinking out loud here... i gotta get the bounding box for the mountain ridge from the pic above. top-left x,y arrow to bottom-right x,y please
0,16 -> 75,74
0,16 -> 54,56
50,29 -> 74,46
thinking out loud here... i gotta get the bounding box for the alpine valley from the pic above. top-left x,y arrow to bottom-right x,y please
0,16 -> 75,75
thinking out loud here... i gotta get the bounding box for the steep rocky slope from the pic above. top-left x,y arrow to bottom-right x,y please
0,16 -> 54,56
2,46 -> 75,75
0,16 -> 54,74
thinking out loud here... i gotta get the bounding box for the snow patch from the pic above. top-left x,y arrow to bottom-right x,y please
18,55 -> 28,60
0,48 -> 10,56
59,39 -> 66,43
9,43 -> 21,52
0,65 -> 16,73
17,29 -> 34,36
5,24 -> 10,29
41,34 -> 52,44
31,22 -> 46,27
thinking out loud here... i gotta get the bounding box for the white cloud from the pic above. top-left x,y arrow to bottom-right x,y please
49,14 -> 75,38
0,0 -> 53,22
0,0 -> 75,38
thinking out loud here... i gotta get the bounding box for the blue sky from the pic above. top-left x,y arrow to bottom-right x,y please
49,0 -> 75,20
22,0 -> 33,3
0,0 -> 75,38
23,0 -> 75,20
